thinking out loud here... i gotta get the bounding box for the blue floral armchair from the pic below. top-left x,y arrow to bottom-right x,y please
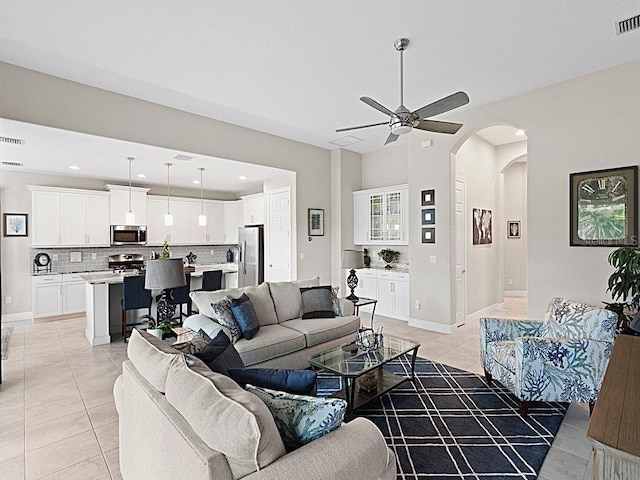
479,298 -> 616,415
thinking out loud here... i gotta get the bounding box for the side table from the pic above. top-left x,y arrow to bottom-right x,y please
351,297 -> 378,329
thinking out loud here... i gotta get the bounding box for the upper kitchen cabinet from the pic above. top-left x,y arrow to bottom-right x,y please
106,184 -> 149,225
224,201 -> 241,244
30,187 -> 110,247
146,196 -> 189,245
353,184 -> 409,245
205,201 -> 225,244
241,193 -> 265,226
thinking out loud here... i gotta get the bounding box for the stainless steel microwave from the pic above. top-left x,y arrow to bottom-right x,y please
111,225 -> 147,246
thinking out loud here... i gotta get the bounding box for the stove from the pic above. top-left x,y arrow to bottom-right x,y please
108,253 -> 145,273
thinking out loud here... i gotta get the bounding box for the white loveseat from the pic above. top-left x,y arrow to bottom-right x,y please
185,277 -> 362,370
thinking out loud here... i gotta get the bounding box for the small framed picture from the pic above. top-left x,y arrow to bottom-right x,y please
3,213 -> 28,237
421,189 -> 435,206
421,227 -> 435,244
421,208 -> 435,225
507,221 -> 521,239
308,208 -> 324,236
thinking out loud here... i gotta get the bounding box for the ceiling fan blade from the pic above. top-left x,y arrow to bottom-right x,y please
415,119 -> 463,135
412,91 -> 469,120
384,132 -> 399,145
360,97 -> 395,117
335,121 -> 388,133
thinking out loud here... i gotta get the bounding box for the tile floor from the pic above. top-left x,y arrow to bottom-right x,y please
0,297 -> 594,480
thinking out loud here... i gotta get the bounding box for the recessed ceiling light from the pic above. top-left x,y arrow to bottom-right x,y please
137,173 -> 146,178
515,129 -> 525,136
239,176 -> 247,180
192,180 -> 200,184
69,165 -> 80,170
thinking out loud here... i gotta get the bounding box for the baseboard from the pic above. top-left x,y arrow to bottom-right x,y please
2,311 -> 33,324
467,303 -> 501,322
408,317 -> 455,334
504,291 -> 527,297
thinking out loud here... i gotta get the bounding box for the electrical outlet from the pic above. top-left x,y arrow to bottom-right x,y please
92,253 -> 97,260
5,296 -> 11,304
429,256 -> 437,264
52,254 -> 59,261
478,292 -> 482,300
415,299 -> 420,309
300,252 -> 305,260
211,250 -> 215,255
508,278 -> 513,285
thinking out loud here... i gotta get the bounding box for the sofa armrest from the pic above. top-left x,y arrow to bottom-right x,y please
479,317 -> 543,365
243,418 -> 395,480
338,298 -> 355,317
183,314 -> 227,339
513,337 -> 613,403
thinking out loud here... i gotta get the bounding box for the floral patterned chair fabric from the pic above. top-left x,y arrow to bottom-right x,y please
479,298 -> 616,415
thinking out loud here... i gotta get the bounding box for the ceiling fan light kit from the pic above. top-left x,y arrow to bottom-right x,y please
337,38 -> 469,145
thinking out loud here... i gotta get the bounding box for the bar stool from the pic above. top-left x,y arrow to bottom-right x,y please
202,270 -> 223,292
170,273 -> 192,320
122,275 -> 152,342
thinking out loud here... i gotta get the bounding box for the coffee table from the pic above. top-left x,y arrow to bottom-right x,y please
309,334 -> 420,416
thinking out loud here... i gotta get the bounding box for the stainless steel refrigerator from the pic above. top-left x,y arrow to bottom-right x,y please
238,226 -> 264,287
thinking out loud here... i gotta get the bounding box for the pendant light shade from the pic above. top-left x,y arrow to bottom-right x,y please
125,157 -> 136,225
164,162 -> 173,226
198,167 -> 207,227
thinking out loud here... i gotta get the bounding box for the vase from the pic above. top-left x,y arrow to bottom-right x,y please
226,249 -> 234,262
363,253 -> 371,267
147,328 -> 163,339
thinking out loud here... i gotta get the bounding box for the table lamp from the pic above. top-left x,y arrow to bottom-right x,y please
342,249 -> 365,301
145,258 -> 186,322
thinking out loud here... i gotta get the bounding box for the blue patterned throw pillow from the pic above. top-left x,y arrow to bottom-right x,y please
246,384 -> 346,450
230,293 -> 260,340
211,296 -> 242,344
172,329 -> 211,355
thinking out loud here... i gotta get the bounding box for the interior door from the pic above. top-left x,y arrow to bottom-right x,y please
266,189 -> 292,281
455,177 -> 467,325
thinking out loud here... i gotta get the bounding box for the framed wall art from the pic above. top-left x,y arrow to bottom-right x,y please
570,166 -> 637,247
421,189 -> 435,206
308,208 -> 324,236
421,208 -> 435,225
507,221 -> 521,239
472,208 -> 492,245
421,227 -> 435,244
3,213 -> 28,237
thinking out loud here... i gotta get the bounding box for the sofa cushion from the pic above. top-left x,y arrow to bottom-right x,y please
300,286 -> 335,319
292,276 -> 320,288
229,368 -> 317,395
231,293 -> 261,340
165,356 -> 286,479
282,316 -> 360,348
190,283 -> 278,326
211,297 -> 242,343
197,330 -> 246,376
182,313 -> 226,340
234,324 -> 306,366
172,329 -> 211,355
246,384 -> 346,451
127,329 -> 180,393
268,281 -> 304,322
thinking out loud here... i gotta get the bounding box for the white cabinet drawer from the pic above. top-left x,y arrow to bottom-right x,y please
62,274 -> 85,283
360,269 -> 377,279
32,274 -> 63,285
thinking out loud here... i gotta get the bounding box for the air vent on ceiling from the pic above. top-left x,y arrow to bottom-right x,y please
329,135 -> 363,147
174,154 -> 194,161
2,161 -> 24,167
616,14 -> 640,35
0,136 -> 25,145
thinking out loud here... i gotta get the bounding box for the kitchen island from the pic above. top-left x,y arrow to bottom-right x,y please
82,263 -> 237,346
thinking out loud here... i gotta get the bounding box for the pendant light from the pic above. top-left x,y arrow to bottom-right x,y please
164,162 -> 173,226
125,157 -> 136,225
198,167 -> 207,226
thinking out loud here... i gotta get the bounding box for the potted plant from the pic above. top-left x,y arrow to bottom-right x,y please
141,314 -> 179,339
605,246 -> 640,335
378,248 -> 400,269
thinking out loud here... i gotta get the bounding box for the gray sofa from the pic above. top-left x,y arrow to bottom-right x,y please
185,277 -> 362,370
114,329 -> 397,480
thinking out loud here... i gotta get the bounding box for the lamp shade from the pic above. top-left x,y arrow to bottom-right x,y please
342,249 -> 365,269
144,258 -> 186,290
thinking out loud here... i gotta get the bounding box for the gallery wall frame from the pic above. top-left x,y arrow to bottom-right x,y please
472,208 -> 492,245
3,213 -> 28,237
507,221 -> 521,239
308,208 -> 324,236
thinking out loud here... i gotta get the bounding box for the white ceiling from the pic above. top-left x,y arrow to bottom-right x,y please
0,119 -> 288,192
1,2 -> 640,155
476,126 -> 527,146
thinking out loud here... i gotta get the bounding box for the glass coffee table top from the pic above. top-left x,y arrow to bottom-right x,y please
309,334 -> 419,377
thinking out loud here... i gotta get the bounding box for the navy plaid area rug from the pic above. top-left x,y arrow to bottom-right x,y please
317,356 -> 567,480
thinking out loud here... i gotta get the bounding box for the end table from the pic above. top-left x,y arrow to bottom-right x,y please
351,297 -> 378,329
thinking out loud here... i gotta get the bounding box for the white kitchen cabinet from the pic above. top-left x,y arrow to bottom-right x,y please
62,273 -> 86,314
242,193 -> 265,226
106,184 -> 149,225
206,201 -> 225,244
353,184 -> 409,245
31,187 -> 110,247
32,275 -> 63,318
224,201 -> 241,244
188,201 -> 207,245
167,200 -> 189,244
224,271 -> 238,289
346,268 -> 409,320
146,197 -> 168,246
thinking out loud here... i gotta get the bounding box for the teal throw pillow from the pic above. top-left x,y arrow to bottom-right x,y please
230,293 -> 260,340
211,296 -> 242,343
246,384 -> 346,450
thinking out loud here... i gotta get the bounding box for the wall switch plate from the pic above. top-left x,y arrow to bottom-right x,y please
478,292 -> 482,300
52,254 -> 59,261
92,253 -> 97,260
300,252 -> 306,260
415,299 -> 420,309
508,278 -> 513,285
5,297 -> 11,304
429,255 -> 437,264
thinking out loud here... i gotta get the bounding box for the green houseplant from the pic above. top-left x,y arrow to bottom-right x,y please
378,248 -> 400,269
140,314 -> 179,339
606,246 -> 640,335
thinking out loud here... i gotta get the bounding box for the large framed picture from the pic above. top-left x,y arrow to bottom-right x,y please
472,208 -> 492,245
570,166 -> 638,246
3,213 -> 28,237
308,208 -> 324,236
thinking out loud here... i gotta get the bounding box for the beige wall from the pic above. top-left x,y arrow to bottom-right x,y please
0,62 -> 334,311
362,143 -> 408,189
455,135 -> 500,314
503,162 -> 527,293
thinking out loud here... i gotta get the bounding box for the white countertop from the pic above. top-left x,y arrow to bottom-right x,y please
81,263 -> 238,284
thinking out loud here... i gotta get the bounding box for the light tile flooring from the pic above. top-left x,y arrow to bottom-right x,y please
0,297 -> 593,480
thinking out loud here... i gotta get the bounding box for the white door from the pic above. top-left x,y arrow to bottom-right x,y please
86,194 -> 110,246
63,282 -> 86,314
34,283 -> 63,318
32,190 -> 61,246
455,177 -> 467,325
61,193 -> 88,246
266,189 -> 292,281
395,279 -> 410,318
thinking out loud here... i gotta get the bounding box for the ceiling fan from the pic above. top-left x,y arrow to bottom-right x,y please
337,38 -> 469,145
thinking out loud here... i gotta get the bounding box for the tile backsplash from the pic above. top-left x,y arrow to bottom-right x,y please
30,245 -> 239,274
